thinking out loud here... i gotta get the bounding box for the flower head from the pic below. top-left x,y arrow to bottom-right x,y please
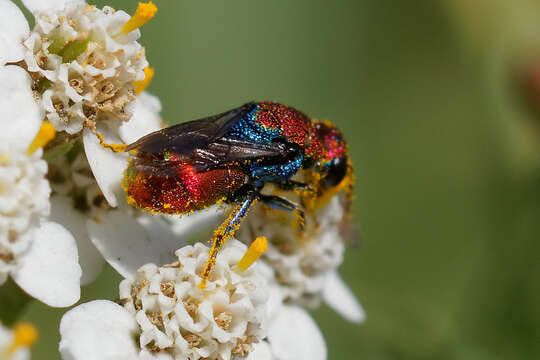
242,197 -> 344,305
240,196 -> 365,323
60,239 -> 274,360
23,0 -> 154,134
0,0 -> 172,287
0,139 -> 50,285
0,117 -> 81,306
119,239 -> 268,359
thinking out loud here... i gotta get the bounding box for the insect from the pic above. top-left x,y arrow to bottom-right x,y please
122,102 -> 353,287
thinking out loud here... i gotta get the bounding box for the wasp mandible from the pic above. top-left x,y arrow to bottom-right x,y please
121,102 -> 353,287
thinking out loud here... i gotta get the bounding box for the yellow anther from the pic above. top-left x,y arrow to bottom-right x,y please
96,132 -> 127,152
237,237 -> 268,272
134,67 -> 154,94
27,121 -> 56,155
122,2 -> 158,34
7,323 -> 38,354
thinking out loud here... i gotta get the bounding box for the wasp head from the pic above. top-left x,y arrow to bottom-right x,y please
304,120 -> 353,211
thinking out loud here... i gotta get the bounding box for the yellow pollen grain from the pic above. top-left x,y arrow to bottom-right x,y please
237,237 -> 268,272
0,154 -> 9,164
122,2 -> 158,34
26,121 -> 56,155
7,323 -> 38,354
134,67 -> 154,94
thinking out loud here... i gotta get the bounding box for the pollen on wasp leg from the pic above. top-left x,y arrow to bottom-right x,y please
134,67 -> 155,94
237,236 -> 268,272
121,2 -> 158,34
26,122 -> 56,155
198,198 -> 256,289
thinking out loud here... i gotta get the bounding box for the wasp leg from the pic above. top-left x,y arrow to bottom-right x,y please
199,190 -> 258,289
278,180 -> 314,193
260,194 -> 305,231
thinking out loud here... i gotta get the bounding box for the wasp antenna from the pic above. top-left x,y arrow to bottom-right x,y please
95,131 -> 127,153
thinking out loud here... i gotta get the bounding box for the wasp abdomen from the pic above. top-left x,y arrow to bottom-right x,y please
123,159 -> 246,214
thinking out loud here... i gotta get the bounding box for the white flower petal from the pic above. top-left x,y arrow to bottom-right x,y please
166,205 -> 224,237
0,65 -> 43,146
0,0 -> 29,65
267,306 -> 327,360
135,214 -> 190,256
118,92 -> 163,144
49,195 -> 105,285
59,300 -> 140,360
247,341 -> 274,360
322,270 -> 366,323
87,211 -> 177,279
22,0 -> 71,13
12,221 -> 81,307
83,128 -> 128,208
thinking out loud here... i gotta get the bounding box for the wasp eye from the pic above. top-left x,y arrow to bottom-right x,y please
323,157 -> 348,188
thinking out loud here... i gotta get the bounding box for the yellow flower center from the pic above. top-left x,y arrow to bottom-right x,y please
122,2 -> 158,34
134,67 -> 155,94
3,323 -> 38,356
237,237 -> 268,272
26,121 -> 56,155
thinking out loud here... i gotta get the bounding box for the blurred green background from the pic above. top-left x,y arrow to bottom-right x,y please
11,0 -> 540,358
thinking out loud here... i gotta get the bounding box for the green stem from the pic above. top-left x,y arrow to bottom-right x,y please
0,279 -> 33,326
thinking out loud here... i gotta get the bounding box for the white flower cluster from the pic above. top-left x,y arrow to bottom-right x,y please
242,197 -> 345,307
0,143 -> 50,284
1,2 -> 365,360
119,240 -> 268,360
24,0 -> 148,133
0,0 -> 161,307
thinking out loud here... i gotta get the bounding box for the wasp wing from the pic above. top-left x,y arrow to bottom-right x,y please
126,102 -> 293,176
188,137 -> 293,170
126,102 -> 257,157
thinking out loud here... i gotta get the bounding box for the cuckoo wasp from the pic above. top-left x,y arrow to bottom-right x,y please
122,102 -> 353,287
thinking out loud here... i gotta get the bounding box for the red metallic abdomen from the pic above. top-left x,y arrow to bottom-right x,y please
123,162 -> 246,214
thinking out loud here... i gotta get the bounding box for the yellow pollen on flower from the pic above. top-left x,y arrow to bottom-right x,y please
6,323 -> 38,354
96,132 -> 127,153
122,2 -> 158,34
26,121 -> 56,155
237,237 -> 268,272
134,67 -> 154,94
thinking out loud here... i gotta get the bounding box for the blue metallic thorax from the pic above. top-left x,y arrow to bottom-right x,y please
226,107 -> 303,186
227,108 -> 280,144
249,155 -> 303,187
